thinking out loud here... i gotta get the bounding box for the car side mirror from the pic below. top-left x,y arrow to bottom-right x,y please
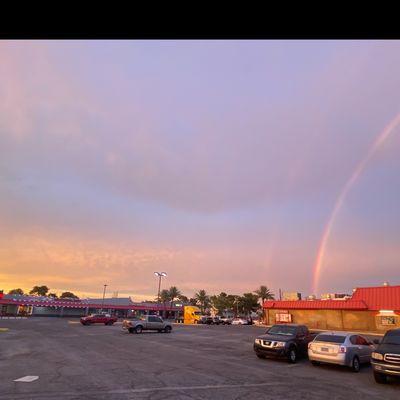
373,339 -> 380,345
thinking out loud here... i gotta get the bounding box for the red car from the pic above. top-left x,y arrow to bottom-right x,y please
80,313 -> 118,325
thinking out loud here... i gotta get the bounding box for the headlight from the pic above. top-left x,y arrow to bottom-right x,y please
255,339 -> 261,344
274,341 -> 286,347
372,352 -> 383,360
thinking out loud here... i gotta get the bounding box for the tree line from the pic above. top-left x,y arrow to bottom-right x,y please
7,286 -> 79,299
158,285 -> 274,316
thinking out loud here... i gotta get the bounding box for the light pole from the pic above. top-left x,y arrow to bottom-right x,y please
101,284 -> 108,312
154,272 -> 167,303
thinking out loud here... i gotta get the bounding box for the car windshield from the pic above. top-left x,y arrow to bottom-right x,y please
382,332 -> 400,345
267,326 -> 297,336
315,334 -> 346,344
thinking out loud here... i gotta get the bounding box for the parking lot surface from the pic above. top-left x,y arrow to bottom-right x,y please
0,318 -> 399,399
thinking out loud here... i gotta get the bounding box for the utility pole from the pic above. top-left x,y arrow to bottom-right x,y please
101,284 -> 108,312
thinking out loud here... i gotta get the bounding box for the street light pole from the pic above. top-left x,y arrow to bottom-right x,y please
154,272 -> 167,303
101,284 -> 108,311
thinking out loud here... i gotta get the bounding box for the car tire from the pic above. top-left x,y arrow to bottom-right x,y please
164,326 -> 172,333
374,371 -> 388,384
128,328 -> 134,334
134,326 -> 143,334
351,356 -> 360,373
288,347 -> 297,363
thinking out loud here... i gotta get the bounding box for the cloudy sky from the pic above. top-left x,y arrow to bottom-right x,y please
1,40 -> 399,300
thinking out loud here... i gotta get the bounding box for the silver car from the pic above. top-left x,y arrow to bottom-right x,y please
308,331 -> 373,372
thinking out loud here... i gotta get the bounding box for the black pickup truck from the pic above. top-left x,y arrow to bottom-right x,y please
371,328 -> 400,384
254,324 -> 317,363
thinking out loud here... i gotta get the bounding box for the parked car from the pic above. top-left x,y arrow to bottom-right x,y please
254,324 -> 317,363
212,316 -> 222,325
232,317 -> 249,325
371,328 -> 400,383
122,315 -> 172,334
308,332 -> 373,372
220,317 -> 233,325
80,313 -> 117,326
197,316 -> 214,325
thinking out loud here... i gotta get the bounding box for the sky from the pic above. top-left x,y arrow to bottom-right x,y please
1,40 -> 400,301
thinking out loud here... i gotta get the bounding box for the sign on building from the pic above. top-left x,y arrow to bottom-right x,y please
275,310 -> 292,323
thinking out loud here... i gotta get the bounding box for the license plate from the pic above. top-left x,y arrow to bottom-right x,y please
321,347 -> 329,352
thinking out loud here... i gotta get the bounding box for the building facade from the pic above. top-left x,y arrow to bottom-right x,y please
264,285 -> 400,333
0,294 -> 182,319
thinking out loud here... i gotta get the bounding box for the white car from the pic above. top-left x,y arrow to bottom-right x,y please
231,317 -> 249,325
308,332 -> 373,372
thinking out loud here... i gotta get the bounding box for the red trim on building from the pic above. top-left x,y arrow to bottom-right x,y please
263,300 -> 367,310
0,298 -> 181,311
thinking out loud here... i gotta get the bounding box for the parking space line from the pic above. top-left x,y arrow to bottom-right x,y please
13,376 -> 39,383
0,381 -> 281,399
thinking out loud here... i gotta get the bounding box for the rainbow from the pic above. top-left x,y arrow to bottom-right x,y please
312,113 -> 400,294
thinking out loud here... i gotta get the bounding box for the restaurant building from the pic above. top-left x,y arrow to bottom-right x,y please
263,284 -> 400,333
0,293 -> 182,319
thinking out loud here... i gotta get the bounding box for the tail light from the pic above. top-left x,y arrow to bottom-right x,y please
339,346 -> 347,353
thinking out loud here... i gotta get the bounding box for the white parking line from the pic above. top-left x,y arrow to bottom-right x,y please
14,376 -> 39,383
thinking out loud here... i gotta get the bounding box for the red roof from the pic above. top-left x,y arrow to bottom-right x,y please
263,300 -> 367,310
263,285 -> 400,311
351,285 -> 400,311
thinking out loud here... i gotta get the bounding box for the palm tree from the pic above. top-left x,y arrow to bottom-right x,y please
254,286 -> 274,305
194,289 -> 210,313
168,286 -> 181,307
160,289 -> 170,304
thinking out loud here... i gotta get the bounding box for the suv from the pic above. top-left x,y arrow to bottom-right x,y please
254,324 -> 316,363
371,328 -> 400,384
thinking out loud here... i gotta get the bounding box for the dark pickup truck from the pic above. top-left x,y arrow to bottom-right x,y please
371,328 -> 400,384
254,324 -> 317,363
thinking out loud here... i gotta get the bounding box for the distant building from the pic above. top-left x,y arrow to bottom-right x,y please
306,295 -> 317,300
321,293 -> 351,300
282,292 -> 301,301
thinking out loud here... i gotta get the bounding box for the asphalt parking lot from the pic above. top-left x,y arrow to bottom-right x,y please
0,318 -> 399,400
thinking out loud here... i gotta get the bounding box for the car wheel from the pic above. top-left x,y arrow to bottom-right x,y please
256,353 -> 266,359
128,328 -> 134,334
351,356 -> 360,372
135,326 -> 143,334
311,361 -> 320,366
374,371 -> 388,384
164,326 -> 172,333
288,347 -> 297,363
